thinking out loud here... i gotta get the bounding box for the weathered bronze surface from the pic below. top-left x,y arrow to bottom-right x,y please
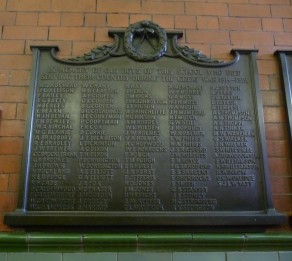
5,21 -> 285,226
276,51 -> 292,144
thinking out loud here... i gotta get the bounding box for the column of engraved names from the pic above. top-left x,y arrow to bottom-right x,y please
124,83 -> 166,211
78,83 -> 122,211
211,83 -> 257,188
29,82 -> 77,210
168,83 -> 216,211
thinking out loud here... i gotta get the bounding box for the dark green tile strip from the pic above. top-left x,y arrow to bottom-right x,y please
0,233 -> 291,252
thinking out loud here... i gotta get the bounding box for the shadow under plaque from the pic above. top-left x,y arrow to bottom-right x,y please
5,21 -> 286,227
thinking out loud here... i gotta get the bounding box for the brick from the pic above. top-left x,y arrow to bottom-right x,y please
95,28 -> 113,42
175,16 -> 196,29
207,0 -> 248,2
8,173 -> 20,192
107,14 -> 128,28
85,14 -> 106,27
153,15 -> 174,29
7,0 -> 51,11
16,103 -> 27,120
197,16 -> 219,30
0,71 -> 9,85
0,156 -> 21,174
0,0 -> 5,10
265,123 -> 289,140
0,40 -> 24,54
284,19 -> 292,32
240,18 -> 262,31
49,27 -> 94,41
269,157 -> 291,176
219,17 -> 240,30
250,0 -> 289,3
275,33 -> 292,46
3,26 -> 48,40
272,6 -> 292,18
269,76 -> 282,91
97,0 -> 140,13
230,32 -> 273,46
258,60 -> 279,75
0,55 -> 31,70
9,70 -> 30,86
210,45 -> 235,61
229,4 -> 271,17
264,107 -> 287,123
0,138 -> 23,155
61,13 -> 84,27
259,75 -> 269,90
52,0 -> 96,12
39,13 -> 60,26
262,90 -> 284,106
0,175 -> 8,191
0,214 -> 13,232
271,177 -> 292,194
262,18 -> 283,32
267,140 -> 291,157
0,120 -> 25,137
142,1 -> 184,15
257,46 -> 278,60
273,195 -> 292,213
16,12 -> 38,26
130,15 -> 152,25
0,87 -> 28,102
186,3 -> 228,16
0,103 -> 16,119
0,12 -> 16,25
72,42 -> 97,57
187,30 -> 230,45
0,193 -> 18,212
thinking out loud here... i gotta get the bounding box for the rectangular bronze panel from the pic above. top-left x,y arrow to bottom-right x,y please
276,51 -> 292,144
5,22 -> 285,226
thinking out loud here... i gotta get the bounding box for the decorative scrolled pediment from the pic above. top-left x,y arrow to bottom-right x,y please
52,20 -> 238,67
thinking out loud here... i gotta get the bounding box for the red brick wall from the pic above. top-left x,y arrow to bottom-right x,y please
0,0 -> 291,231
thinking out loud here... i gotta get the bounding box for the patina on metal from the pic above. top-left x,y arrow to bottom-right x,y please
5,21 -> 286,227
276,50 -> 292,144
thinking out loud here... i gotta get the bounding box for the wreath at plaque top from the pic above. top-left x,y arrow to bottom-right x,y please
58,21 -> 238,66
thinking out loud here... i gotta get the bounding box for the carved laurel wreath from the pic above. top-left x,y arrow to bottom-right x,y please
124,21 -> 167,62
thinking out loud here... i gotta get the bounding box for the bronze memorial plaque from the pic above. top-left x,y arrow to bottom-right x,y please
5,21 -> 285,226
276,51 -> 292,144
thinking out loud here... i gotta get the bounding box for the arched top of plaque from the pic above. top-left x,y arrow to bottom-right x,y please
53,20 -> 239,67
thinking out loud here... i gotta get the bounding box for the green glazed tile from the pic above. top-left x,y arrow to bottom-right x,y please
0,233 -> 27,245
279,251 -> 292,261
173,252 -> 225,261
83,234 -> 137,245
192,234 -> 245,246
0,253 -> 6,261
245,233 -> 292,245
0,246 -> 27,253
7,253 -> 62,261
118,252 -> 171,261
227,252 -> 278,261
138,233 -> 192,244
27,233 -> 82,245
63,253 -> 117,261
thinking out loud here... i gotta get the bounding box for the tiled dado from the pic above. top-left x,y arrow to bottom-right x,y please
0,252 -> 291,261
0,233 -> 292,252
